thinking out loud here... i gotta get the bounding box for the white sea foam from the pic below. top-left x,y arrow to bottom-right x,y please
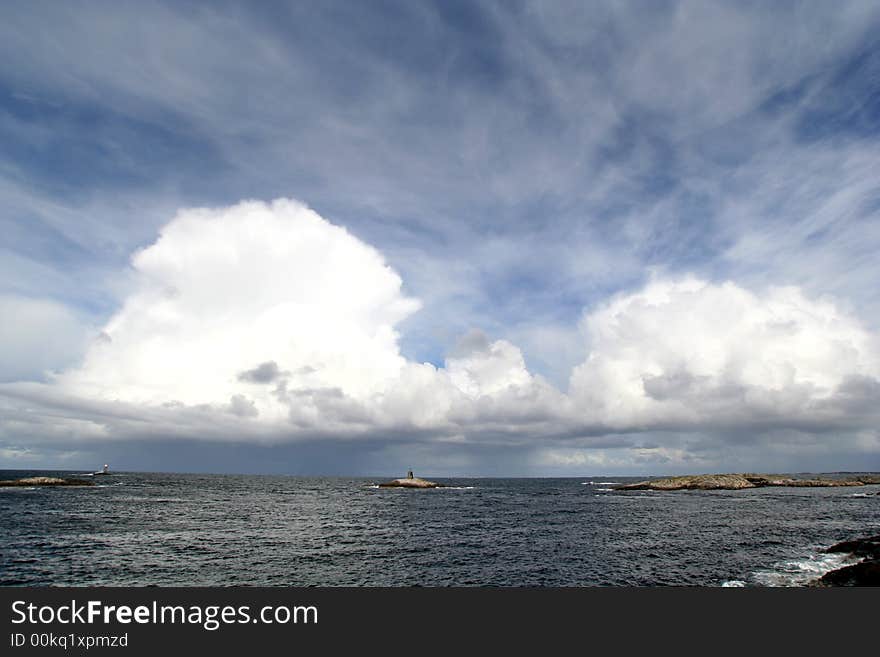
596,488 -> 614,492
581,481 -> 621,485
721,580 -> 746,587
751,551 -> 855,587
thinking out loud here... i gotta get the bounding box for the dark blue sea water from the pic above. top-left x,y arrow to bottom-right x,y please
1,471 -> 878,586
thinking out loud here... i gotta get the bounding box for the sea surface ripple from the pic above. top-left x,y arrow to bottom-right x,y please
1,471 -> 878,586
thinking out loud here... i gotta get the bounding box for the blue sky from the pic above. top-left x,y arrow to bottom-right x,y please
1,1 -> 880,475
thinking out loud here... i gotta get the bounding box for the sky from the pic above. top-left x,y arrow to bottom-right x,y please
1,0 -> 880,476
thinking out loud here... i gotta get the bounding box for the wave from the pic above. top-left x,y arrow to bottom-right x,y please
581,481 -> 621,486
721,580 -> 746,587
730,551 -> 854,587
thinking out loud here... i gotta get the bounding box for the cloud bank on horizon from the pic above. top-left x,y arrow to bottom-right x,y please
1,1 -> 880,474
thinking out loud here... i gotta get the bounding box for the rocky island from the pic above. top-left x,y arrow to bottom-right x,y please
378,471 -> 442,488
614,473 -> 880,491
0,476 -> 95,487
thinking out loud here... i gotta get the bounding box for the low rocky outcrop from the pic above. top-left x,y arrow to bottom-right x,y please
816,561 -> 880,586
0,476 -> 95,487
378,471 -> 441,488
823,534 -> 880,560
614,473 -> 880,491
813,535 -> 880,587
615,474 -> 754,490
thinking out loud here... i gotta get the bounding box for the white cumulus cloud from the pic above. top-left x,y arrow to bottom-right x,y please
2,200 -> 878,467
570,277 -> 880,430
446,329 -> 534,398
46,198 -> 549,439
55,199 -> 421,418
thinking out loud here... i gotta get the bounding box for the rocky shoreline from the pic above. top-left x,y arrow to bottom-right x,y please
813,535 -> 880,586
614,473 -> 880,491
0,476 -> 95,487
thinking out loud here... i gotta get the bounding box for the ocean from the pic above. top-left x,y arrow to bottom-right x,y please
1,471 -> 878,586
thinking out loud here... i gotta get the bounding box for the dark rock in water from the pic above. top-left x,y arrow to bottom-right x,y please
816,560 -> 880,587
823,535 -> 880,560
813,534 -> 880,587
0,476 -> 95,487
